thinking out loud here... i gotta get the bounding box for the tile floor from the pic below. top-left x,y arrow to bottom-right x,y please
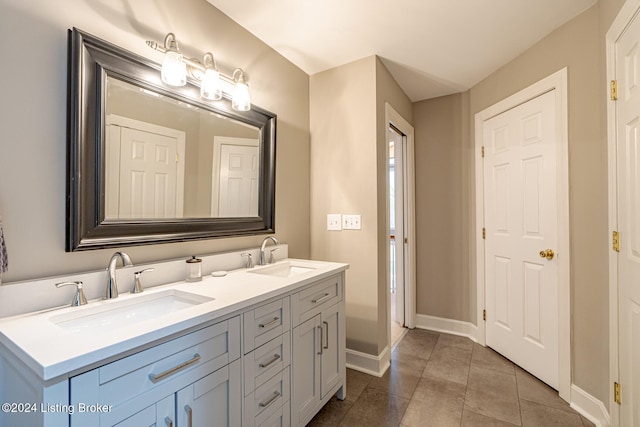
307,329 -> 596,427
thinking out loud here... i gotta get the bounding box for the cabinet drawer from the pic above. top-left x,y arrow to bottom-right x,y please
93,316 -> 240,407
244,366 -> 290,425
244,297 -> 290,353
244,331 -> 291,395
291,275 -> 343,325
257,399 -> 290,427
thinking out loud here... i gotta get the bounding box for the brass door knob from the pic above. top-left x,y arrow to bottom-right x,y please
539,249 -> 555,260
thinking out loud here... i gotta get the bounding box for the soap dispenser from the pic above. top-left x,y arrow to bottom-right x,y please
186,256 -> 202,282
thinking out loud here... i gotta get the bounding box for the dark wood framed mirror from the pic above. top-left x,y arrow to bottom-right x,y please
66,28 -> 276,251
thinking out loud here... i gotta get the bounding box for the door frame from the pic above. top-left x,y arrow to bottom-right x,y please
385,103 -> 416,335
474,68 -> 570,401
606,2 -> 640,424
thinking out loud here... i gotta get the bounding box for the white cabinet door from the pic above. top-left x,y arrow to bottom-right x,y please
176,359 -> 242,427
321,304 -> 344,398
112,395 -> 174,427
292,315 -> 321,426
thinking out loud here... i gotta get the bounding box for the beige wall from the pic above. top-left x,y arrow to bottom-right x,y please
413,93 -> 470,321
309,55 -> 411,355
0,0 -> 310,283
412,1 -> 625,409
310,56 -> 380,354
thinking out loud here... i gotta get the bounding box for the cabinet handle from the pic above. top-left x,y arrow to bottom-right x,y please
164,416 -> 173,427
259,391 -> 281,408
259,353 -> 281,368
148,353 -> 201,383
317,325 -> 323,355
311,293 -> 331,304
258,317 -> 280,328
323,321 -> 329,349
185,405 -> 193,427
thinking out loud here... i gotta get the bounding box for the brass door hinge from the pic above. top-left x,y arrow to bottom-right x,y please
481,146 -> 485,158
482,228 -> 486,239
611,80 -> 618,101
613,231 -> 620,252
483,309 -> 486,321
614,382 -> 621,404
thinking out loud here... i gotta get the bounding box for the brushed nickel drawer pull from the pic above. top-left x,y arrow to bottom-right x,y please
317,325 -> 323,355
323,321 -> 329,349
311,293 -> 331,304
259,354 -> 281,368
148,353 -> 201,383
259,391 -> 281,408
258,317 -> 280,328
185,405 -> 193,427
165,416 -> 173,427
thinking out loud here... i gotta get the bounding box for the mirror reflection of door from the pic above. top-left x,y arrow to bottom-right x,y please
106,115 -> 186,219
211,137 -> 259,217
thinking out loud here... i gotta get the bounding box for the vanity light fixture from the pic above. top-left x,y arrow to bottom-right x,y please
158,33 -> 187,87
232,69 -> 251,112
146,32 -> 250,111
200,52 -> 222,101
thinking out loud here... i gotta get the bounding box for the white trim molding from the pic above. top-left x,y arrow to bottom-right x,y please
346,346 -> 391,378
415,314 -> 479,342
571,384 -> 611,427
474,68 -> 571,402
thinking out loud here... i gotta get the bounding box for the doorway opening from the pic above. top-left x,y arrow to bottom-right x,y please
389,123 -> 406,347
385,103 -> 416,351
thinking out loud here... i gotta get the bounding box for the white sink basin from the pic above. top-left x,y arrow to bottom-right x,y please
249,261 -> 317,278
50,289 -> 213,333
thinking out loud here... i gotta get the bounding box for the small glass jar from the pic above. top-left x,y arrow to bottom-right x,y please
186,256 -> 202,282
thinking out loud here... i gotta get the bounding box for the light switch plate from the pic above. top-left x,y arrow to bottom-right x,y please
327,214 -> 342,231
343,214 -> 362,230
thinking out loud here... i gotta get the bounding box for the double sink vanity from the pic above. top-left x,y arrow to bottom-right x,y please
0,27 -> 348,426
0,251 -> 348,427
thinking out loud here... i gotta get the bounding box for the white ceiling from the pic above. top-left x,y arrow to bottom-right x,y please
206,0 -> 596,102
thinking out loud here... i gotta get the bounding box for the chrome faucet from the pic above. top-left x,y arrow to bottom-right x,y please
259,236 -> 279,266
105,252 -> 133,299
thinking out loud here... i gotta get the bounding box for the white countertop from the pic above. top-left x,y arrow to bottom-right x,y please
0,259 -> 348,382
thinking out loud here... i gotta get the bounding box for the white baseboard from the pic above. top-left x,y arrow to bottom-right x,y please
415,314 -> 479,342
570,384 -> 610,427
346,346 -> 390,377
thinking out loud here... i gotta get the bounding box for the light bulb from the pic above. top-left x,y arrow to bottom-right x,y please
161,50 -> 187,87
232,80 -> 251,111
200,68 -> 222,100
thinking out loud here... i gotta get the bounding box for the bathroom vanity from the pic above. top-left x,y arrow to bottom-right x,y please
0,258 -> 347,427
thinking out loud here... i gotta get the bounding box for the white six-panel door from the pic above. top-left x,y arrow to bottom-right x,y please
211,136 -> 259,217
106,115 -> 186,220
118,127 -> 180,219
218,144 -> 259,217
612,8 -> 640,424
483,90 -> 559,389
